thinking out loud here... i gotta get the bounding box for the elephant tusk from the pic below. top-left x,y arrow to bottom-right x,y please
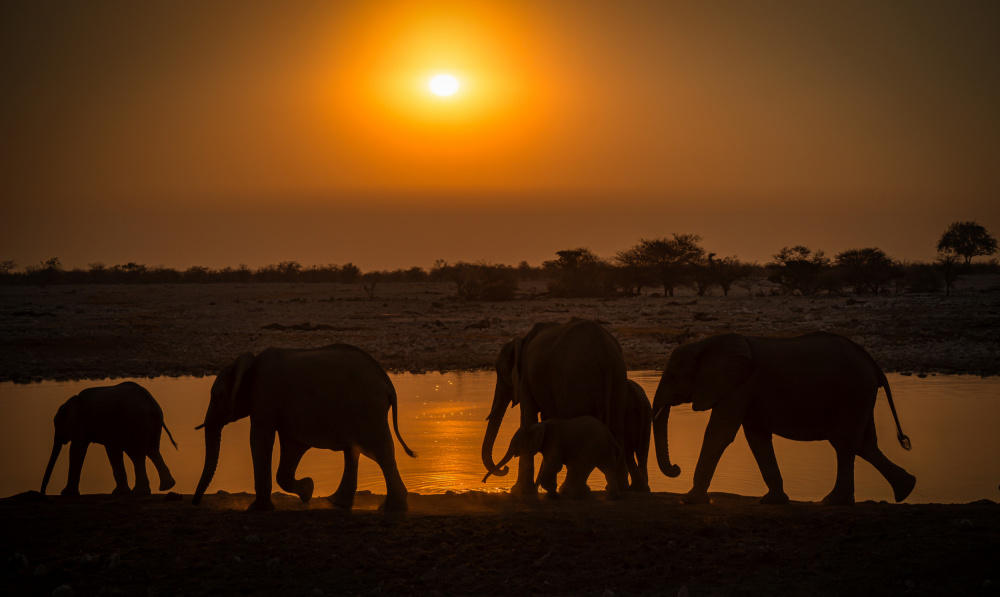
652,407 -> 664,420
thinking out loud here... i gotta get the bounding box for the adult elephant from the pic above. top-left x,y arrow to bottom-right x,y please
482,318 -> 630,494
41,382 -> 177,496
652,332 -> 915,506
192,344 -> 415,512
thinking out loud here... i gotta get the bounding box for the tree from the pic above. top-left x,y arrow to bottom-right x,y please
626,234 -> 705,297
612,246 -> 657,296
544,248 -> 612,298
766,246 -> 831,296
937,221 -> 998,265
834,248 -> 898,295
713,256 -> 755,297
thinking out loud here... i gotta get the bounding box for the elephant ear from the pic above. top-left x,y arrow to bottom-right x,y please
526,422 -> 546,455
692,335 -> 754,411
203,352 -> 254,427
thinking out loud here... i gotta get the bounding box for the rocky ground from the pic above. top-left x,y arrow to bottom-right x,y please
1,278 -> 998,383
2,490 -> 998,597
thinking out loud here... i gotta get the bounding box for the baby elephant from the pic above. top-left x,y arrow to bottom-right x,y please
483,416 -> 623,499
41,382 -> 178,496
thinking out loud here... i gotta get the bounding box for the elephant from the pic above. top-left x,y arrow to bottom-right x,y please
483,416 -> 623,499
192,344 -> 416,512
482,318 -> 633,495
40,382 -> 177,496
652,332 -> 916,506
624,379 -> 653,492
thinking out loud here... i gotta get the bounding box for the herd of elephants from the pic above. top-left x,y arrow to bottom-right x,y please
38,318 -> 917,512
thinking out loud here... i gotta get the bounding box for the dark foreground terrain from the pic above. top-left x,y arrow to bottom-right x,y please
2,491 -> 998,596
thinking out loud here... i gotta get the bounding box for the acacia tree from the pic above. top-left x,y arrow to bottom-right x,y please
612,245 -> 657,296
544,248 -> 611,297
767,246 -> 831,296
624,234 -> 705,297
834,247 -> 898,295
937,221 -> 998,265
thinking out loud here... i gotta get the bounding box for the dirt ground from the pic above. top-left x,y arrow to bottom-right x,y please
2,490 -> 998,597
1,279 -> 998,383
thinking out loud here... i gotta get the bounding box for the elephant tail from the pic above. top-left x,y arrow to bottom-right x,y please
879,371 -> 911,451
162,422 -> 179,450
389,386 -> 417,458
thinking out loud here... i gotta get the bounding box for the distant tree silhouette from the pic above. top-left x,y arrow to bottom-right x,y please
612,246 -> 657,296
834,248 -> 898,295
937,221 -> 998,265
622,234 -> 705,297
712,256 -> 756,297
544,248 -> 613,297
935,254 -> 961,297
767,246 -> 831,296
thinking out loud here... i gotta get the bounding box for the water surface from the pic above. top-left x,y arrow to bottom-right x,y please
2,372 -> 997,503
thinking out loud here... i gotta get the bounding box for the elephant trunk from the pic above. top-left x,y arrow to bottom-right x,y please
482,435 -> 518,482
652,405 -> 681,478
192,425 -> 223,505
40,439 -> 62,495
481,409 -> 509,478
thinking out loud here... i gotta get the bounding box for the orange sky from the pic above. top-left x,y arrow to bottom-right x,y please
2,1 -> 998,270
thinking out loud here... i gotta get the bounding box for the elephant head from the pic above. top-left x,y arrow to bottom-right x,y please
40,399 -> 76,494
482,423 -> 544,482
192,352 -> 254,505
652,334 -> 753,479
481,338 -> 523,477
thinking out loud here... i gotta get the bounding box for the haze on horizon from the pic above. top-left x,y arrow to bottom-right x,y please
2,1 -> 998,272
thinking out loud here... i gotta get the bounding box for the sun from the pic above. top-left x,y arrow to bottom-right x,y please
428,74 -> 460,96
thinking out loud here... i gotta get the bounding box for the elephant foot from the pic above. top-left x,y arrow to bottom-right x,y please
629,482 -> 651,493
131,485 -> 152,497
543,490 -> 559,500
247,498 -> 275,512
380,494 -> 408,513
680,490 -> 710,505
296,478 -> 314,503
605,488 -> 623,501
111,486 -> 131,496
759,490 -> 789,505
820,492 -> 855,506
159,476 -> 176,492
509,482 -> 538,497
892,473 -> 916,503
61,487 -> 80,497
328,491 -> 354,510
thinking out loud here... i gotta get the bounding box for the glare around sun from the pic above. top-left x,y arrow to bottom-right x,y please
429,74 -> 460,96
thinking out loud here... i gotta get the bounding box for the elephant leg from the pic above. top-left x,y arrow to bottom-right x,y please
601,466 -> 623,501
743,426 -> 788,505
248,422 -> 276,511
858,422 -> 916,502
368,441 -> 408,513
62,441 -> 89,496
275,435 -> 313,503
148,448 -> 175,492
104,446 -> 130,495
329,448 -> 359,509
821,443 -> 856,505
535,459 -> 560,497
685,412 -> 742,504
560,466 -> 594,498
127,450 -> 151,496
511,409 -> 538,495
